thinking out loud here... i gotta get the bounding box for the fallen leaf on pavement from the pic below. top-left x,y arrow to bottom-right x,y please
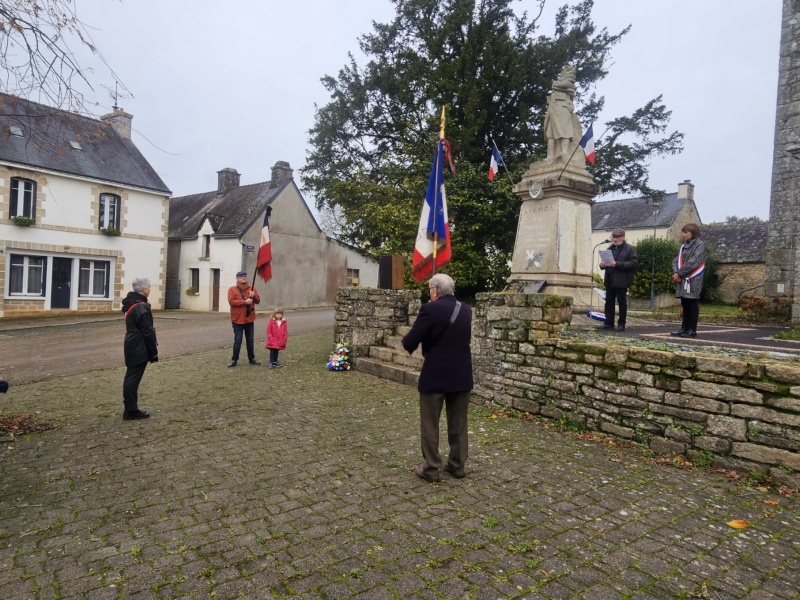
727,520 -> 749,529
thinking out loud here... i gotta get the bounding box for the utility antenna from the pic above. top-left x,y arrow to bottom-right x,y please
112,81 -> 119,110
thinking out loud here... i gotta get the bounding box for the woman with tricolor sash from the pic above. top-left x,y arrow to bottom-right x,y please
670,223 -> 707,338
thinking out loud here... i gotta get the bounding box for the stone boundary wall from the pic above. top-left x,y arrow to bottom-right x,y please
335,288 -> 800,487
472,292 -> 799,488
334,288 -> 421,357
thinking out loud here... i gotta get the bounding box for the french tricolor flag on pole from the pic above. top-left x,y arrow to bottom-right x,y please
579,123 -> 595,165
489,146 -> 502,181
256,206 -> 272,282
411,139 -> 451,282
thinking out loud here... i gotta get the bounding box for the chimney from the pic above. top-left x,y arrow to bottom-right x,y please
677,179 -> 695,201
217,168 -> 240,194
270,161 -> 293,188
100,107 -> 133,139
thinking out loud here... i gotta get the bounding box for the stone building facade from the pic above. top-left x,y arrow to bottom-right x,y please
703,222 -> 768,304
766,0 -> 800,321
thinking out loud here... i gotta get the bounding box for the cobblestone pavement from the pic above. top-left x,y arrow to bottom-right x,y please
1,328 -> 798,599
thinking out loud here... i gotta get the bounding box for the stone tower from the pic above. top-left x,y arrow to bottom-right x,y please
766,0 -> 800,321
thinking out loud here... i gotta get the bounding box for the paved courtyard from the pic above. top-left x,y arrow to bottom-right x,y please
0,327 -> 798,599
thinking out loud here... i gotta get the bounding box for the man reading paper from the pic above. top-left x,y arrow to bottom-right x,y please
598,228 -> 639,332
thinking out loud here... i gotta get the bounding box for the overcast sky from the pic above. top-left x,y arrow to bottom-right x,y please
72,0 -> 781,224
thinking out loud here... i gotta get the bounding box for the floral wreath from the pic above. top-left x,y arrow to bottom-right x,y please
326,342 -> 351,371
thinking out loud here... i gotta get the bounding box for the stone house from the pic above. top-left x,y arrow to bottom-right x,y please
591,180 -> 702,253
0,94 -> 171,317
167,162 -> 377,312
702,222 -> 768,304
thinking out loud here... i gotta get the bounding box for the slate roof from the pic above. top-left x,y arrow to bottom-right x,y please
701,223 -> 768,264
168,180 -> 288,240
592,193 -> 688,231
0,94 -> 170,194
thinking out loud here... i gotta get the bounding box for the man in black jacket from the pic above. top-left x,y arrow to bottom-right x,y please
402,273 -> 473,483
599,228 -> 639,332
121,278 -> 159,420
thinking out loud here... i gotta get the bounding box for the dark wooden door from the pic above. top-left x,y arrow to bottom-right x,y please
212,269 -> 220,311
51,257 -> 72,309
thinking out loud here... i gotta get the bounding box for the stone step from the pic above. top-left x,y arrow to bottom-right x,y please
384,334 -> 423,355
368,345 -> 423,370
397,324 -> 412,337
385,335 -> 405,350
382,335 -> 424,358
353,357 -> 419,388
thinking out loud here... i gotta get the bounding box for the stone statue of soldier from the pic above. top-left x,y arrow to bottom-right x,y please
544,65 -> 583,159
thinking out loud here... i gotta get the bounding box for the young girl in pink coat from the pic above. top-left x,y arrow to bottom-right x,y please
265,308 -> 288,367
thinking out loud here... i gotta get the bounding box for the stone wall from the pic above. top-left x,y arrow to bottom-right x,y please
472,292 -> 799,488
3,298 -> 46,317
334,287 -> 421,357
337,288 -> 800,488
716,263 -> 766,304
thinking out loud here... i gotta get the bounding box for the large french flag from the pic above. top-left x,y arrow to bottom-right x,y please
257,206 -> 272,282
488,146 -> 502,181
579,123 -> 595,165
411,140 -> 451,282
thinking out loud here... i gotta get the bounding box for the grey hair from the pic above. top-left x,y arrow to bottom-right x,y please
429,273 -> 455,297
132,278 -> 151,293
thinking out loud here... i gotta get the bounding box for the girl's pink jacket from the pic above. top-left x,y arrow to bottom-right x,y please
266,318 -> 288,350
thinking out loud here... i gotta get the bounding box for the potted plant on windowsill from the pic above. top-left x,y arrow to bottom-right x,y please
100,226 -> 121,236
11,216 -> 34,227
186,287 -> 199,296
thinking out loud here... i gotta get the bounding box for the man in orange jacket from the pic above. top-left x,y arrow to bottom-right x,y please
227,271 -> 261,367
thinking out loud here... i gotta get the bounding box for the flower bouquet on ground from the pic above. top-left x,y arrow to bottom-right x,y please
326,342 -> 351,371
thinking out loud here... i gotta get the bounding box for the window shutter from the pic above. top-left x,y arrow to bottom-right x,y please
30,182 -> 36,220
10,179 -> 18,216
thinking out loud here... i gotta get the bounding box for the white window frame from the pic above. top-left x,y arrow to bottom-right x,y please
9,254 -> 46,296
78,260 -> 110,298
99,194 -> 121,230
10,178 -> 37,219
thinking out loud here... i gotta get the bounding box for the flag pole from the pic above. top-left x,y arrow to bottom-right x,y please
491,137 -> 516,189
432,107 -> 446,278
556,141 -> 583,181
557,124 -> 610,180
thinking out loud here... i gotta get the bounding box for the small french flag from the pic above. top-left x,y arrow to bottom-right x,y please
579,124 -> 595,165
489,146 -> 502,181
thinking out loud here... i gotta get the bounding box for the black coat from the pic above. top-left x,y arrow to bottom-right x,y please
402,295 -> 473,393
122,292 -> 158,367
600,241 -> 639,289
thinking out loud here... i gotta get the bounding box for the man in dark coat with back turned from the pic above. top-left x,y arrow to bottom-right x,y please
402,273 -> 473,483
598,228 -> 639,332
121,277 -> 159,420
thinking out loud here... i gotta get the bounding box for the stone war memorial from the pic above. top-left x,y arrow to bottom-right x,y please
508,65 -> 600,310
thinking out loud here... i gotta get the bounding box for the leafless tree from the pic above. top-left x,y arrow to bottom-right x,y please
1,0 -> 126,112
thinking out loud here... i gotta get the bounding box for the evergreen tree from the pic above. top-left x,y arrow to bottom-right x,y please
629,237 -> 680,299
302,0 -> 684,296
